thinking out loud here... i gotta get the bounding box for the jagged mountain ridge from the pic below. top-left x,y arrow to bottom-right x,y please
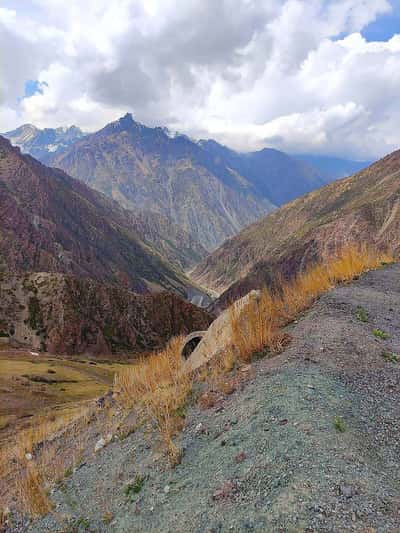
50,113 -> 275,250
3,124 -> 86,164
0,272 -> 212,355
0,135 -> 205,298
192,149 -> 400,307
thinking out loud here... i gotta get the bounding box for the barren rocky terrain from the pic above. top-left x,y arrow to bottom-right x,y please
18,263 -> 400,532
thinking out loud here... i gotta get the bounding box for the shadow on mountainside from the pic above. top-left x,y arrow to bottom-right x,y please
23,264 -> 400,532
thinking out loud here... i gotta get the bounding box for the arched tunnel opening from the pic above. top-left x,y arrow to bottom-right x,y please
181,334 -> 204,360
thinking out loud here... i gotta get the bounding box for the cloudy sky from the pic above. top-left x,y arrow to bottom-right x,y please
1,0 -> 400,159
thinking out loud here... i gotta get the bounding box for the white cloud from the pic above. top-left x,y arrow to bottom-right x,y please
0,0 -> 399,159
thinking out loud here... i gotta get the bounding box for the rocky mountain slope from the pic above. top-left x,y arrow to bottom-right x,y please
0,135 -> 204,298
0,272 -> 212,355
51,114 -> 275,250
24,263 -> 400,532
193,149 -> 400,306
198,139 -> 326,206
3,124 -> 86,164
128,209 -> 206,271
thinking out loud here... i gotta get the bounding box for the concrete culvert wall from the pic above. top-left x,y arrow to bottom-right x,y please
181,331 -> 206,360
184,290 -> 261,372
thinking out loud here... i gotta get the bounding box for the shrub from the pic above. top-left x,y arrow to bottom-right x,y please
27,296 -> 43,331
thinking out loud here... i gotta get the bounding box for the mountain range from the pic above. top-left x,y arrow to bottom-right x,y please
198,139 -> 325,206
0,135 -> 206,300
4,115 -> 370,252
2,114 -> 381,315
192,149 -> 400,309
48,114 -> 274,250
3,123 -> 85,164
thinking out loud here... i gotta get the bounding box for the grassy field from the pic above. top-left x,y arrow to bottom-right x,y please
0,347 -> 128,442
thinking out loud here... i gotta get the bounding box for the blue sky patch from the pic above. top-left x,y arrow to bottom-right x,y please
24,79 -> 48,98
362,2 -> 400,41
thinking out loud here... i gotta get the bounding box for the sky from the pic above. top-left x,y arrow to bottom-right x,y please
1,0 -> 400,160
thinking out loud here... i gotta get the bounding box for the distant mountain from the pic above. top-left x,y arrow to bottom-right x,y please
0,272 -> 212,355
3,123 -> 86,163
0,135 -> 206,300
51,114 -> 275,250
5,117 -> 368,253
295,154 -> 371,181
192,149 -> 400,308
198,139 -> 326,206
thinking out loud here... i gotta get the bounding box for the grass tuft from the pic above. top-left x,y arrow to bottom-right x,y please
373,328 -> 389,340
356,306 -> 369,322
333,416 -> 346,433
382,352 -> 399,363
123,475 -> 145,501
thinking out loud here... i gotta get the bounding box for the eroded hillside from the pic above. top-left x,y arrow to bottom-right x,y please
0,272 -> 212,355
193,149 -> 400,308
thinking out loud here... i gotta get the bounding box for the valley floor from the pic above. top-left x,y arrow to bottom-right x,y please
21,265 -> 400,532
0,351 -> 125,444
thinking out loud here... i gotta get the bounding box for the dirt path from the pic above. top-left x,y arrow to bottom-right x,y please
25,264 -> 400,532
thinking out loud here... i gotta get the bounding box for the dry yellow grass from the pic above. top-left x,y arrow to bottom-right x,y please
0,404 -> 93,517
229,244 -> 394,363
16,464 -> 53,517
114,245 -> 394,464
114,336 -> 191,465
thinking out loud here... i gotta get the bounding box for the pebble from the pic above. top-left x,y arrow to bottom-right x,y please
94,438 -> 106,452
94,433 -> 113,452
339,485 -> 355,499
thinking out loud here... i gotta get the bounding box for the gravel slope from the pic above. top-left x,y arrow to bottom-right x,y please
26,264 -> 400,532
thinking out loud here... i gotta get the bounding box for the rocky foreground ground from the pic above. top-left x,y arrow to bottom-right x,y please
20,264 -> 400,532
